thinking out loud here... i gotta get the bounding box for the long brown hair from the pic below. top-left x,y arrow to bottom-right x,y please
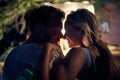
65,9 -> 119,80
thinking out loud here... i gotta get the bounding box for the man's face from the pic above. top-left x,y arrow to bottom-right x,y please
46,18 -> 63,44
47,28 -> 63,44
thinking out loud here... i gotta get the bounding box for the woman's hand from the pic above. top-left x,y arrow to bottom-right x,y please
40,43 -> 62,80
45,43 -> 62,55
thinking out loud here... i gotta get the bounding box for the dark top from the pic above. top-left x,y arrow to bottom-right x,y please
2,43 -> 45,80
76,48 -> 97,80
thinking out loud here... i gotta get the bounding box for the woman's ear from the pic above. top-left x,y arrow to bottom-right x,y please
82,35 -> 89,47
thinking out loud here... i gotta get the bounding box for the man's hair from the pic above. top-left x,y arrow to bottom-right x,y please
28,5 -> 65,32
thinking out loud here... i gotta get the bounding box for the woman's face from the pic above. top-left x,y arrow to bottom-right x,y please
65,26 -> 83,48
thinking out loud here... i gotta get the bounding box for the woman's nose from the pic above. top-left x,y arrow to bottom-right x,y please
63,34 -> 66,39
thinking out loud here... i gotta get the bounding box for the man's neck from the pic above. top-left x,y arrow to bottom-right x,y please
25,33 -> 42,44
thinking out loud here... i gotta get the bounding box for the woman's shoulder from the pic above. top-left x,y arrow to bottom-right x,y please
64,47 -> 84,65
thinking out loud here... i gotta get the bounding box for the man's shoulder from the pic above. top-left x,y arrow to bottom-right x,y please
7,43 -> 45,60
13,43 -> 44,52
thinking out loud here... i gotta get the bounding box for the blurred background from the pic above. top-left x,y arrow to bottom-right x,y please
0,0 -> 120,79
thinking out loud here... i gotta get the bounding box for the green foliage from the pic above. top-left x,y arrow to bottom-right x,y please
0,29 -> 3,40
0,0 -> 45,40
0,43 -> 15,61
0,0 -> 44,30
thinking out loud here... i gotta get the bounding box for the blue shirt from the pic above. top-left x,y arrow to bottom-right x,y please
2,43 -> 46,80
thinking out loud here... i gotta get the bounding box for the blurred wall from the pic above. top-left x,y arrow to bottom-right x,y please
99,3 -> 120,46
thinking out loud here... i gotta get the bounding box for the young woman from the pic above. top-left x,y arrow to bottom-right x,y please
47,9 -> 119,80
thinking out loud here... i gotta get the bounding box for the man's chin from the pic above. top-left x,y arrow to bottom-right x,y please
50,41 -> 59,45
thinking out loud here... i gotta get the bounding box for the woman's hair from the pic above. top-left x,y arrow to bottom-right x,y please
65,9 -> 100,41
65,9 -> 119,80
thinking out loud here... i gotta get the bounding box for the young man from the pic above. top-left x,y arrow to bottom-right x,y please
2,5 -> 65,80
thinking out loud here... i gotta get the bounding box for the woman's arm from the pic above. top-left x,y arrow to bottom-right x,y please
54,47 -> 84,80
41,44 -> 50,80
42,43 -> 62,80
61,47 -> 85,80
43,44 -> 85,80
